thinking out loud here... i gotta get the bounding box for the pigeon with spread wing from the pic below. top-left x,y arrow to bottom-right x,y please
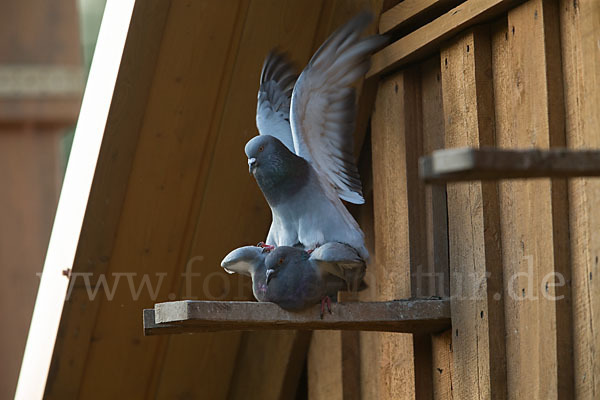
247,12 -> 385,260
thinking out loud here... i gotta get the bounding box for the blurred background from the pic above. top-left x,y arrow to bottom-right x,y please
0,1 -> 105,398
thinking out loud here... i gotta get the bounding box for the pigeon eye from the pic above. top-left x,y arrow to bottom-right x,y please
258,145 -> 264,152
278,257 -> 284,264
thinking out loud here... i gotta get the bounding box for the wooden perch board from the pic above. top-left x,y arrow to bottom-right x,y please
143,299 -> 451,336
420,147 -> 600,182
367,0 -> 526,77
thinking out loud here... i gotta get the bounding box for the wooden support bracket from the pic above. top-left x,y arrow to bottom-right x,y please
143,299 -> 451,336
420,147 -> 600,183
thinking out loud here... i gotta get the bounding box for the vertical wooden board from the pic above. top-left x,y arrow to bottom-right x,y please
227,331 -> 311,400
441,27 -> 506,400
309,331 -> 343,400
421,55 -> 448,298
370,71 -> 417,400
355,155 -> 379,400
493,0 -> 571,397
341,331 -> 362,400
421,56 -> 452,400
431,330 -> 453,399
153,332 -> 241,400
560,0 -> 600,397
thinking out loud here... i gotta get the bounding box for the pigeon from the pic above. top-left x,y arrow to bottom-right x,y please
247,11 -> 385,259
263,243 -> 366,316
220,243 -> 366,314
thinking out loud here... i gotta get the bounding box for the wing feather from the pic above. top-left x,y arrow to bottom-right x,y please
290,12 -> 387,204
256,51 -> 298,152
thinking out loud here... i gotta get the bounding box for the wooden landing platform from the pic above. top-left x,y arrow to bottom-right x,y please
420,147 -> 600,183
143,299 -> 451,336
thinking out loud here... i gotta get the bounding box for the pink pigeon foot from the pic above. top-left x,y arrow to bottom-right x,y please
320,296 -> 332,319
256,242 -> 275,252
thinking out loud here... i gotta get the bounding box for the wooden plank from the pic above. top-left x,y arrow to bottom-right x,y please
420,147 -> 600,182
379,0 -> 463,34
420,55 -> 452,400
431,330 -> 453,399
367,0 -> 526,77
560,0 -> 600,397
493,0 -> 572,396
309,331 -> 343,400
441,27 -> 507,399
420,55 -> 449,298
145,299 -> 451,334
227,331 -> 311,400
371,70 -> 419,399
341,331 -> 362,400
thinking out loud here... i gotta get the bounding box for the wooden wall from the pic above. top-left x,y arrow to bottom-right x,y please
305,0 -> 599,398
18,0 -> 599,399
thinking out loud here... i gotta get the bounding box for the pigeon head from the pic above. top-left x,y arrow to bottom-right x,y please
244,135 -> 309,204
264,246 -> 309,285
245,135 -> 291,175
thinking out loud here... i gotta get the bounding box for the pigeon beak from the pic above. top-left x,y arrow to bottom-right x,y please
265,268 -> 277,285
248,158 -> 257,174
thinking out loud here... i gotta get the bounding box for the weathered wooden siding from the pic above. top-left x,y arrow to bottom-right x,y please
353,0 -> 599,398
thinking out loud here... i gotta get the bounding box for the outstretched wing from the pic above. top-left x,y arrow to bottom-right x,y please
256,51 -> 297,152
290,12 -> 386,204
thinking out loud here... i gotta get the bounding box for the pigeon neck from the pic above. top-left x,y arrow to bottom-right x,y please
257,154 -> 309,206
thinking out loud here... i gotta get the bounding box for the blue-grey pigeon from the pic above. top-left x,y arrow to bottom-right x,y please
248,12 -> 385,259
264,243 -> 366,317
221,242 -> 366,316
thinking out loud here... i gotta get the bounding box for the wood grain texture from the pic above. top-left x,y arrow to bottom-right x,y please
368,0 -> 526,77
341,331 -> 362,400
227,331 -> 311,400
420,147 -> 600,182
421,56 -> 449,298
146,300 -> 451,334
309,331 -> 343,400
560,0 -> 600,397
493,0 -> 572,396
421,55 -> 452,400
371,70 -> 419,399
441,27 -> 507,399
431,330 -> 453,399
379,0 -> 463,34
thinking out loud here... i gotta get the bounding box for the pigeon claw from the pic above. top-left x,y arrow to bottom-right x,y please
320,296 -> 332,319
256,242 -> 275,253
